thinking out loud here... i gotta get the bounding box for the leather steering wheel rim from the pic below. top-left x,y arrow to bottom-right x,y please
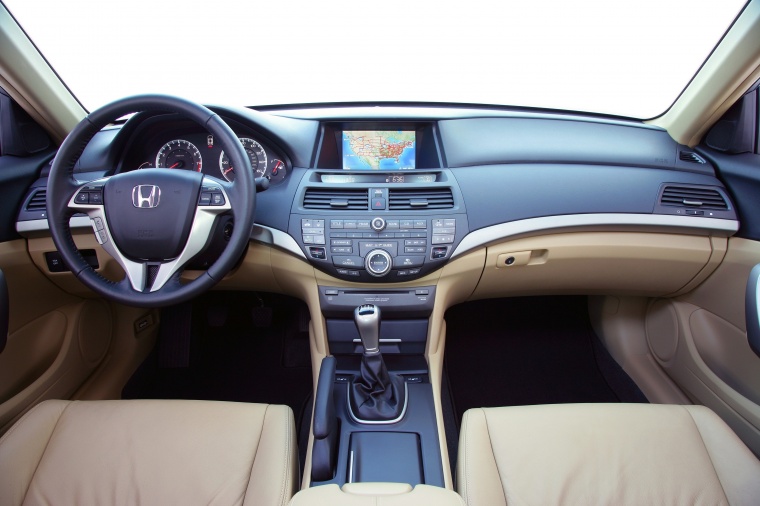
47,94 -> 255,307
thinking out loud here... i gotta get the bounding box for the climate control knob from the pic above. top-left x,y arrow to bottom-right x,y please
371,217 -> 386,232
365,249 -> 392,277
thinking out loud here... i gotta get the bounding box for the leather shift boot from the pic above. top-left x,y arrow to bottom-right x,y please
349,353 -> 406,422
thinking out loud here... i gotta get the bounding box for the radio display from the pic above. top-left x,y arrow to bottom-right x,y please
342,130 -> 415,170
320,173 -> 436,184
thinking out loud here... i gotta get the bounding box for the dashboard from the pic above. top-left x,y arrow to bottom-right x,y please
16,104 -> 740,286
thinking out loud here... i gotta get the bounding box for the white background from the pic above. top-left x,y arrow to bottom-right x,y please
4,0 -> 747,118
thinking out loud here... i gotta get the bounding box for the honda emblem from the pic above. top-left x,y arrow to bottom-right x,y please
131,185 -> 161,208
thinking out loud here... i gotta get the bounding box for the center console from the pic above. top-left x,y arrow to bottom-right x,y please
305,123 -> 455,489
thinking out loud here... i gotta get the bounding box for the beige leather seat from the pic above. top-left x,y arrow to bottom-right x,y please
0,399 -> 298,505
458,403 -> 760,506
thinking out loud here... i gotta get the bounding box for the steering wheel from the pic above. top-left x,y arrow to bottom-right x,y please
47,95 -> 255,308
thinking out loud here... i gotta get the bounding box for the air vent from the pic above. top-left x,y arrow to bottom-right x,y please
388,188 -> 454,210
303,188 -> 368,210
679,151 -> 706,164
26,189 -> 47,211
660,186 -> 728,210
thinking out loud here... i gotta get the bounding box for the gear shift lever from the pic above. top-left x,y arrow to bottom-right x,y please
354,304 -> 381,355
349,304 -> 407,422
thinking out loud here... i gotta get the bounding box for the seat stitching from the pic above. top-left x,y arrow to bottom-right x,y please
20,401 -> 74,505
682,406 -> 729,504
242,405 -> 268,506
481,410 -> 509,506
463,410 -> 471,505
277,407 -> 293,506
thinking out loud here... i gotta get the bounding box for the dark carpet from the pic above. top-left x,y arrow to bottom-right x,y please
444,296 -> 647,426
123,292 -> 313,435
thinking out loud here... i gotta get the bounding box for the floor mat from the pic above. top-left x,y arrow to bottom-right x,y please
444,296 -> 646,426
123,292 -> 313,427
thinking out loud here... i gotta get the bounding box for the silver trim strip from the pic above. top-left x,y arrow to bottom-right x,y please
346,381 -> 409,425
348,451 -> 355,484
451,214 -> 739,259
352,339 -> 403,343
250,224 -> 306,259
17,216 -> 92,234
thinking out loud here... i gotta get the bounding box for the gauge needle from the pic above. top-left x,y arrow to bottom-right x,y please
224,167 -> 234,174
169,162 -> 180,169
272,161 -> 282,175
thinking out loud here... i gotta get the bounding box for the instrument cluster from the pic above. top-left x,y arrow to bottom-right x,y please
129,128 -> 288,185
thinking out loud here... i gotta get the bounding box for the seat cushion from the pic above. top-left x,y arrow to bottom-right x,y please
0,399 -> 297,506
457,403 -> 760,506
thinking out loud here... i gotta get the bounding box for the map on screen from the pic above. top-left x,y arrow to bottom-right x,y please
342,130 -> 415,170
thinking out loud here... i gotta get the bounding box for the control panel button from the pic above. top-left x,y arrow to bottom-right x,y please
414,220 -> 426,229
309,247 -> 326,259
400,219 -> 414,229
330,220 -> 344,229
331,246 -> 353,254
333,256 -> 363,268
357,220 -> 371,230
371,217 -> 386,231
344,220 -> 357,229
393,256 -> 424,268
365,249 -> 392,277
330,239 -> 352,246
405,247 -> 426,254
431,246 -> 448,259
371,198 -> 386,210
405,239 -> 427,246
359,241 -> 399,257
386,220 -> 400,230
431,235 -> 454,244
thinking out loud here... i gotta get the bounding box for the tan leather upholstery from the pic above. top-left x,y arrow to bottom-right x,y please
457,403 -> 760,506
289,483 -> 465,505
0,399 -> 297,506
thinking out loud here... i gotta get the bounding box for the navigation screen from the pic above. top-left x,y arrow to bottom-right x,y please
342,130 -> 415,170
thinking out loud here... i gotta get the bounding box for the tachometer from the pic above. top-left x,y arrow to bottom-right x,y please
219,138 -> 267,182
155,140 -> 203,171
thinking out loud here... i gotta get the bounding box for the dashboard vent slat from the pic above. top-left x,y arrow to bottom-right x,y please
303,188 -> 369,210
388,188 -> 454,210
660,186 -> 728,210
26,189 -> 47,211
679,151 -> 706,164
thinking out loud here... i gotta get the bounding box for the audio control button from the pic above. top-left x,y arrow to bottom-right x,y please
365,249 -> 392,277
393,256 -> 424,268
371,217 -> 386,231
333,256 -> 363,268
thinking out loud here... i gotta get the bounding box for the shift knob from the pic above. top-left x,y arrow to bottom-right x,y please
354,304 -> 381,355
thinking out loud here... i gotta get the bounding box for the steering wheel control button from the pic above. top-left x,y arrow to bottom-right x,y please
199,192 -> 212,205
365,249 -> 392,277
75,192 -> 89,204
371,217 -> 386,231
211,193 -> 225,206
95,229 -> 108,244
92,217 -> 105,231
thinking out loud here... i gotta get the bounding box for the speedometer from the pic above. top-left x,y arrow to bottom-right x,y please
155,139 -> 203,171
219,138 -> 267,182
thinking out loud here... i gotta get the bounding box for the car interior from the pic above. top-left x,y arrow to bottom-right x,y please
1,0 -> 760,504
